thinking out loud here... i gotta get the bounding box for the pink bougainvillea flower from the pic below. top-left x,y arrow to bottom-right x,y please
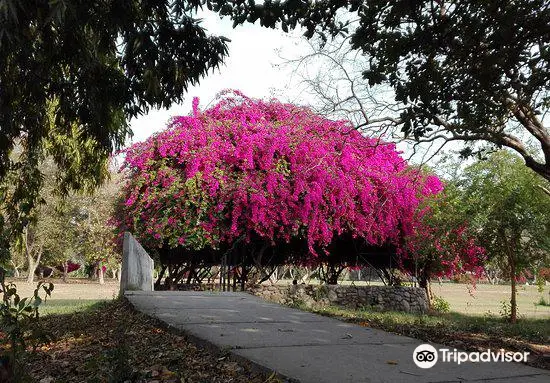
116,91 -> 444,256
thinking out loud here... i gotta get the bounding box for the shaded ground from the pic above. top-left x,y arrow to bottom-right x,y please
20,299 -> 274,382
4,279 -> 549,381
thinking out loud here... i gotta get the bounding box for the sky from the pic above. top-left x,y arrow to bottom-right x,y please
125,11 -> 460,170
128,11 -> 309,145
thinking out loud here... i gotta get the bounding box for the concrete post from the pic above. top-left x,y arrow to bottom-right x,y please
120,232 -> 154,295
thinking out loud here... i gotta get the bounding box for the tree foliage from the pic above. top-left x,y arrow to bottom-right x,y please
0,273 -> 54,379
459,152 -> 549,270
210,0 -> 550,182
452,151 -> 550,321
0,0 -> 228,241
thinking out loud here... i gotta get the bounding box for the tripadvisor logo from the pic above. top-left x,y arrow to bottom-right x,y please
413,344 -> 529,368
413,344 -> 438,368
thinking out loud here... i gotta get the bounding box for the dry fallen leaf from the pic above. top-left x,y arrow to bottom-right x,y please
20,299 -> 270,383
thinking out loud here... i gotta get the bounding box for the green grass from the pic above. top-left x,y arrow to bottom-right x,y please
301,304 -> 550,344
39,299 -> 109,315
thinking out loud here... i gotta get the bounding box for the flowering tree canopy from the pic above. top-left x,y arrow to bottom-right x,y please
405,219 -> 485,285
116,92 -> 443,263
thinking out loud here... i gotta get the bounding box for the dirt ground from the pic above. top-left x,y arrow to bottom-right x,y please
8,278 -> 550,318
431,282 -> 550,318
9,278 -> 119,300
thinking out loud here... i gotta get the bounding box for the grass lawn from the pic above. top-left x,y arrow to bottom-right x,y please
431,282 -> 550,319
9,278 -> 119,301
9,278 -> 118,315
10,278 -> 550,318
38,299 -> 105,315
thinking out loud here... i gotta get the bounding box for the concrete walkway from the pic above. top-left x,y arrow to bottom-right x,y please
126,291 -> 550,383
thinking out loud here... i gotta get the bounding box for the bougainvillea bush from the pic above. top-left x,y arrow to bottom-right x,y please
402,184 -> 486,290
406,220 -> 485,286
115,91 -> 487,289
116,91 -> 443,258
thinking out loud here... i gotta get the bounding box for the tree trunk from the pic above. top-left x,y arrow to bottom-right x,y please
509,254 -> 517,323
269,267 -> 279,285
26,258 -> 37,283
26,250 -> 41,284
26,260 -> 35,284
341,268 -> 350,282
62,261 -> 69,283
325,264 -> 344,285
10,261 -> 20,278
98,263 -> 105,285
289,267 -> 296,281
23,227 -> 41,284
484,268 -> 494,285
502,230 -> 518,323
418,275 -> 432,307
299,267 -> 315,284
90,263 -> 98,279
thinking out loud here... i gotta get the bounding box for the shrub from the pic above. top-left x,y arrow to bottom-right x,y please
0,269 -> 54,380
431,296 -> 450,313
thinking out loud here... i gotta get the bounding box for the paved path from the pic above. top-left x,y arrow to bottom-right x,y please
126,291 -> 550,383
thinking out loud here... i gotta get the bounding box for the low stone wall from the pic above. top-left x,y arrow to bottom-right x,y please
249,284 -> 429,314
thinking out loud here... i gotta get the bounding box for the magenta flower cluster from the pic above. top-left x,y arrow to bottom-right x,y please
117,92 -> 443,255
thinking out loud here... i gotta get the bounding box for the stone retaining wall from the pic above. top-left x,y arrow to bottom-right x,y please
249,284 -> 429,314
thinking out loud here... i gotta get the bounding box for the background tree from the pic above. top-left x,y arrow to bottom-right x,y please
7,244 -> 24,278
456,151 -> 550,322
0,0 -> 228,249
405,183 -> 485,300
76,174 -> 122,284
212,0 -> 550,182
276,37 -> 443,163
4,157 -> 65,283
1,152 -> 122,283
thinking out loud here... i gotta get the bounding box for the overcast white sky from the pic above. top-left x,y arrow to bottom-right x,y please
128,11 -> 309,144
